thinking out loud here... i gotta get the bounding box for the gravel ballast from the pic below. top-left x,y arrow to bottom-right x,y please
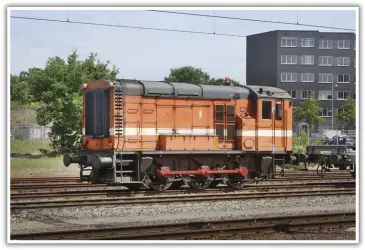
11,195 -> 356,237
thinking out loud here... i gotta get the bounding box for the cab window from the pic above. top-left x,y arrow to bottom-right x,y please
262,101 -> 271,119
275,101 -> 282,120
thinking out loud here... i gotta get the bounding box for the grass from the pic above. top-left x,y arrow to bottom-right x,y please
11,140 -> 51,154
10,139 -> 78,178
10,156 -> 79,177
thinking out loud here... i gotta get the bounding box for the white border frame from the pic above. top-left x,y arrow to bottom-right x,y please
5,3 -> 360,247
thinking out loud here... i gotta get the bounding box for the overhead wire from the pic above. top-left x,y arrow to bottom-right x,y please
10,14 -> 356,47
146,10 -> 355,32
10,15 -> 247,38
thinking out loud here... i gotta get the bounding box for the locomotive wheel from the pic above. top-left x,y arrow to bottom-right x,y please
226,176 -> 246,189
209,180 -> 221,188
145,174 -> 174,192
89,168 -> 101,184
169,180 -> 184,190
317,165 -> 325,177
187,175 -> 212,191
350,171 -> 356,179
221,173 -> 246,189
337,165 -> 347,170
317,158 -> 328,177
349,164 -> 356,179
125,183 -> 142,191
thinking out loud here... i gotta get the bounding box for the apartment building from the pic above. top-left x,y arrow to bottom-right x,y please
246,30 -> 356,131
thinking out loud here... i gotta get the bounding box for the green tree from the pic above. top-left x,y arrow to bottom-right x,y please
293,91 -> 323,132
293,131 -> 310,154
12,51 -> 119,154
164,66 -> 210,84
210,78 -> 241,86
10,71 -> 31,104
165,66 -> 241,85
336,97 -> 356,123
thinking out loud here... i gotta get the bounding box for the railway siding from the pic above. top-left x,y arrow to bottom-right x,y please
11,212 -> 355,240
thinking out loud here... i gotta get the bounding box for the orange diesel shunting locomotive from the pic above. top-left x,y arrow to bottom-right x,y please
64,79 -> 293,191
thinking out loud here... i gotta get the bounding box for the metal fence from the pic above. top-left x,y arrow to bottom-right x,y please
11,126 -> 52,140
293,128 -> 356,147
293,128 -> 356,138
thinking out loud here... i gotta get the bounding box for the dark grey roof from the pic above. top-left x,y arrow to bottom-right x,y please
245,85 -> 292,100
170,82 -> 202,97
112,79 -> 291,100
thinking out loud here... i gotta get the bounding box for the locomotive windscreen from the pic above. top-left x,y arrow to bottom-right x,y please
85,88 -> 110,138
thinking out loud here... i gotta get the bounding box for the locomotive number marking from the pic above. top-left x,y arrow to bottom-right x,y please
199,109 -> 203,120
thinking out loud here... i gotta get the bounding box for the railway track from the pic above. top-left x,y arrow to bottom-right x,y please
10,181 -> 355,200
10,212 -> 355,240
11,172 -> 351,182
11,176 -> 80,184
272,176 -> 353,181
10,183 -> 108,191
10,188 -> 355,210
10,174 -> 354,191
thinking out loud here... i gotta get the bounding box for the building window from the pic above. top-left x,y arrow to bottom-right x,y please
321,108 -> 332,117
301,38 -> 315,47
301,90 -> 313,99
319,73 -> 333,83
319,39 -> 333,49
319,56 -> 334,66
337,91 -> 350,100
318,91 -> 332,100
281,72 -> 297,82
281,55 -> 297,64
337,108 -> 344,114
281,37 -> 297,47
301,55 -> 314,65
301,73 -> 314,82
337,57 -> 350,66
337,74 -> 350,83
337,40 -> 351,49
262,101 -> 272,119
287,90 -> 297,99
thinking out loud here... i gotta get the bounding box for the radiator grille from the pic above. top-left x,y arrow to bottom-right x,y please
85,88 -> 110,137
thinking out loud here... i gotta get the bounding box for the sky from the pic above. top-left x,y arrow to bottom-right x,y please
10,9 -> 356,84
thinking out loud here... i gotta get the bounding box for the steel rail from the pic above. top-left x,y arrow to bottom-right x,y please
10,175 -> 353,191
10,182 -> 356,200
10,212 -> 356,240
10,171 -> 351,182
10,188 -> 355,210
10,183 -> 107,190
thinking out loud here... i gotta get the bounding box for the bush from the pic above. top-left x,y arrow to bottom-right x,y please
293,131 -> 325,154
293,132 -> 309,154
